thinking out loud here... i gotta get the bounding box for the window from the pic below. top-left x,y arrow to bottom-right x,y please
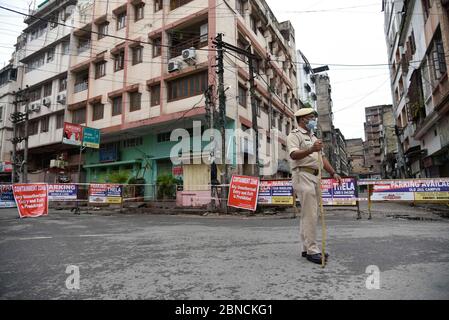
167,71 -> 207,101
59,77 -> 67,92
47,47 -> 55,62
29,87 -> 41,102
95,61 -> 107,79
112,96 -> 122,116
98,22 -> 108,40
0,106 -> 3,122
117,12 -> 127,30
74,71 -> 89,93
129,91 -> 141,112
170,0 -> 194,11
114,50 -> 125,71
77,37 -> 90,54
43,82 -> 52,97
430,32 -> 447,81
238,84 -> 247,107
132,46 -> 143,65
250,15 -> 257,34
236,0 -> 245,15
62,42 -> 70,55
92,103 -> 104,121
154,0 -> 163,12
56,113 -> 64,129
124,137 -> 143,148
168,20 -> 208,58
39,23 -> 48,36
150,84 -> 160,106
157,132 -> 171,142
25,54 -> 45,73
135,3 -> 144,21
29,120 -> 39,135
152,37 -> 161,57
72,107 -> 86,124
422,0 -> 431,20
41,116 -> 49,133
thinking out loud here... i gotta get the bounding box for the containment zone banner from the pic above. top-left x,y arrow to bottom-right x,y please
0,185 -> 16,208
258,180 -> 294,205
48,184 -> 78,201
228,175 -> 260,211
89,184 -> 123,204
371,179 -> 449,202
13,184 -> 48,218
321,177 -> 357,206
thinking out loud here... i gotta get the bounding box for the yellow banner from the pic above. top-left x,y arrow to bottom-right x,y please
414,192 -> 449,201
272,196 -> 294,205
107,197 -> 123,204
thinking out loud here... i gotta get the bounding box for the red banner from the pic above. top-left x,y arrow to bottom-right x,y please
228,175 -> 260,211
13,184 -> 49,218
62,122 -> 82,146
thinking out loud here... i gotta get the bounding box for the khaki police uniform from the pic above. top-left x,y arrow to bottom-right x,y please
287,127 -> 323,255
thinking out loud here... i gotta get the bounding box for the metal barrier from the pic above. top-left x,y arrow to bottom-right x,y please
1,178 -> 448,218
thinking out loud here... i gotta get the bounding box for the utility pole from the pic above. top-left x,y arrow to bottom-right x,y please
215,33 -> 228,213
23,103 -> 29,183
213,34 -> 261,212
10,88 -> 28,183
247,44 -> 259,177
395,125 -> 407,178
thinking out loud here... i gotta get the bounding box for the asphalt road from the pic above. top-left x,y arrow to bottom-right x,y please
1,207 -> 449,300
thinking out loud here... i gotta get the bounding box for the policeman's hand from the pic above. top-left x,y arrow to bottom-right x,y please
333,173 -> 343,185
310,140 -> 323,152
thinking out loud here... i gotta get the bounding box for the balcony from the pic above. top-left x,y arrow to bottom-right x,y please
77,39 -> 91,54
74,80 -> 88,93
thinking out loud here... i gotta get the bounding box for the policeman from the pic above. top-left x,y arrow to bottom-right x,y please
287,107 -> 342,265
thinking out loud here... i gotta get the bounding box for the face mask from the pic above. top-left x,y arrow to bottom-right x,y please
306,119 -> 317,132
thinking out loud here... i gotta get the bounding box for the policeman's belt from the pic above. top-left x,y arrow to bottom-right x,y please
293,167 -> 320,176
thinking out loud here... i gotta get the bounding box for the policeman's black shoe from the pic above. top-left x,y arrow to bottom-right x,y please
306,253 -> 328,264
302,251 -> 329,259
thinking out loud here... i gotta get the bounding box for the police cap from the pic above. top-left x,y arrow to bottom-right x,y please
294,108 -> 318,118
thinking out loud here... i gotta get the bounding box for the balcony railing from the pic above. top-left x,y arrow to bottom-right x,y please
74,80 -> 88,93
78,40 -> 91,54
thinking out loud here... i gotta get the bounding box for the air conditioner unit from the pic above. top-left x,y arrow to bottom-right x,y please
57,93 -> 66,104
182,48 -> 196,63
32,103 -> 41,112
42,97 -> 51,107
168,60 -> 180,73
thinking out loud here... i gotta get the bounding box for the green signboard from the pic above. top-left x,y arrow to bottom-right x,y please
82,127 -> 100,149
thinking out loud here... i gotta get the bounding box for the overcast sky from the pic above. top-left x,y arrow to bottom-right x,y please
0,0 -> 392,140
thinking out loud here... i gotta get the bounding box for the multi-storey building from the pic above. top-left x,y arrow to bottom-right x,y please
315,74 -> 333,168
296,49 -> 317,109
11,0 -> 299,201
383,0 -> 449,178
0,64 -> 19,182
346,138 -> 370,178
364,105 -> 389,179
334,128 -> 349,176
14,0 -> 78,183
379,104 -> 398,178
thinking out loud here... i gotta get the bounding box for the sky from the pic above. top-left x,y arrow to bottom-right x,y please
0,0 -> 393,140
